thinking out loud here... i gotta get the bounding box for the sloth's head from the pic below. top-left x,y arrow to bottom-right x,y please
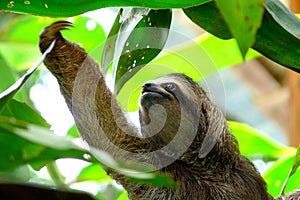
138,73 -> 211,149
138,73 -> 234,164
139,73 -> 206,122
140,74 -> 199,107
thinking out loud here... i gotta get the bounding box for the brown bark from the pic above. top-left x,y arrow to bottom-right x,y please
288,0 -> 300,147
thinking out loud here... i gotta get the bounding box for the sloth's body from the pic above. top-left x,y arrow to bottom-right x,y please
39,21 -> 293,200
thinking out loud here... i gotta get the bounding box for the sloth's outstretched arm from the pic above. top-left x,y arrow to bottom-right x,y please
39,21 -> 150,160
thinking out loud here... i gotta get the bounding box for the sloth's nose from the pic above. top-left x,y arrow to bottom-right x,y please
143,82 -> 156,89
142,82 -> 156,94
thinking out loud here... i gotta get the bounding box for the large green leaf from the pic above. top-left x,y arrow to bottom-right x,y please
228,121 -> 288,159
0,99 -> 49,128
117,33 -> 260,111
279,145 -> 300,195
0,14 -> 40,104
76,163 -> 111,183
0,53 -> 18,92
101,9 -> 123,74
183,2 -> 232,39
254,0 -> 300,72
0,121 -> 175,188
214,0 -> 265,57
0,123 -> 89,171
198,34 -> 260,69
0,166 -> 33,183
290,145 -> 300,177
0,0 -> 210,17
90,147 -> 176,188
113,9 -> 172,93
0,41 -> 55,113
263,152 -> 300,197
0,12 -> 16,29
184,0 -> 300,71
0,100 -> 87,171
0,109 -> 175,187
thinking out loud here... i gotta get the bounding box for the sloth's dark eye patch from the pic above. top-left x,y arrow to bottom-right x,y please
163,83 -> 177,93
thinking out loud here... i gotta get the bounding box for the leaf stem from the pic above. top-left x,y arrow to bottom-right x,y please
280,169 -> 291,196
46,161 -> 68,189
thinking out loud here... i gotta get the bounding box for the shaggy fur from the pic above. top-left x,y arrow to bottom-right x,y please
39,21 -> 298,200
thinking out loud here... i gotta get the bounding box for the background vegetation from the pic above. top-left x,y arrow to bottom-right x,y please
0,0 -> 300,199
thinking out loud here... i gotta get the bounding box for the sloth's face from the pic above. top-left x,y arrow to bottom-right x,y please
139,73 -> 203,143
140,73 -> 198,111
140,78 -> 177,109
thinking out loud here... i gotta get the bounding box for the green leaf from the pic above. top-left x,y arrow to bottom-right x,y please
0,40 -> 55,113
76,163 -> 111,183
0,118 -> 174,188
0,165 -> 33,183
0,100 -> 49,128
101,9 -> 123,73
89,147 -> 175,188
0,53 -> 18,92
96,184 -> 127,200
279,144 -> 300,195
290,145 -> 300,176
67,124 -> 80,138
117,33 -> 260,111
113,9 -> 172,93
1,0 -> 211,17
254,0 -> 300,72
183,2 -> 232,39
283,168 -> 300,196
117,191 -> 129,200
183,0 -> 300,72
0,12 -> 16,30
214,0 -> 265,57
263,152 -> 300,197
0,105 -> 173,188
0,122 -> 89,171
197,34 -> 260,68
228,121 -> 288,159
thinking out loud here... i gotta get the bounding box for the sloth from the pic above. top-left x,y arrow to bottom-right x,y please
39,21 -> 298,200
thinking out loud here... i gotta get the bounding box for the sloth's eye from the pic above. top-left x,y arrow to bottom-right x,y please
164,83 -> 176,92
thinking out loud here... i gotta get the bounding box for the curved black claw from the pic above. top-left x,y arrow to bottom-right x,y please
39,21 -> 73,53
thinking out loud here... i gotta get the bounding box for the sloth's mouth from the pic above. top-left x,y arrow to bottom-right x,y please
141,84 -> 173,100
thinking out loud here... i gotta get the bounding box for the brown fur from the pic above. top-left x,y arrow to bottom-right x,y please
39,21 -> 298,200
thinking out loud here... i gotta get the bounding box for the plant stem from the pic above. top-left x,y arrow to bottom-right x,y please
46,161 -> 68,189
280,169 -> 291,196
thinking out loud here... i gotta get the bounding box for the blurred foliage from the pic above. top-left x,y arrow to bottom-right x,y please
0,0 -> 300,199
184,0 -> 300,72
